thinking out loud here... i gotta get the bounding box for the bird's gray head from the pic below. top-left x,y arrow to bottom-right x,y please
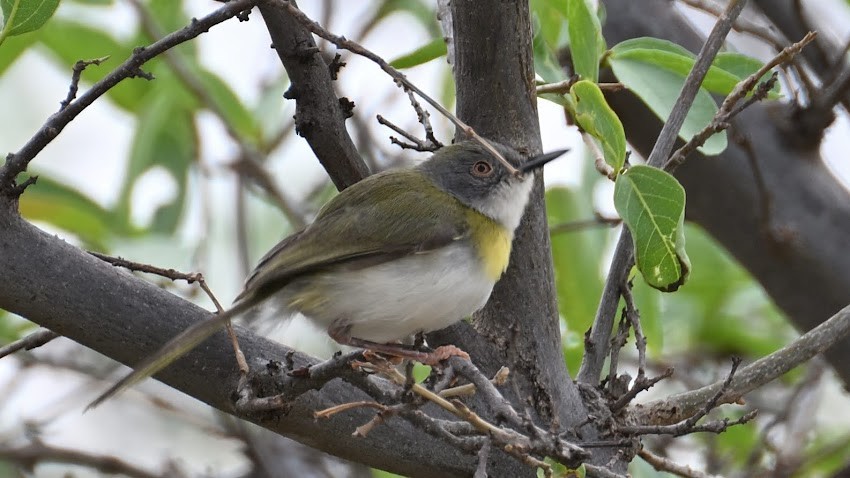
417,141 -> 565,231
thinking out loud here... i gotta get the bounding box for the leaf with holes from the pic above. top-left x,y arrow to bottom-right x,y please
614,165 -> 690,291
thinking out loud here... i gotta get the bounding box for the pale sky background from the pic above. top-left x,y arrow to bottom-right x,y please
0,1 -> 849,476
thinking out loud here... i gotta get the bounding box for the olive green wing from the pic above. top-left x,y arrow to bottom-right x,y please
236,170 -> 469,306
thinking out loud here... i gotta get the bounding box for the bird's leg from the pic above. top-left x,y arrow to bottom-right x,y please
327,322 -> 469,366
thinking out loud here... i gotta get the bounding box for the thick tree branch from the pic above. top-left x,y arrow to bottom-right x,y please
257,0 -> 369,190
0,208 -> 492,477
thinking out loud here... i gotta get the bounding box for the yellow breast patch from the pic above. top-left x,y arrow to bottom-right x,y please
467,210 -> 513,281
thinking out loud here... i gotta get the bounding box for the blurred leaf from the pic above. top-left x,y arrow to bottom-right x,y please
196,67 -> 262,143
118,87 -> 197,233
569,80 -> 626,171
389,37 -> 447,69
566,0 -> 601,82
531,0 -> 568,47
547,186 -> 605,375
608,56 -> 727,155
69,0 -> 114,4
614,165 -> 689,292
0,27 -> 35,73
39,20 -> 149,110
147,0 -> 191,39
533,22 -> 568,84
372,0 -> 438,36
19,176 -> 134,248
0,0 -> 59,38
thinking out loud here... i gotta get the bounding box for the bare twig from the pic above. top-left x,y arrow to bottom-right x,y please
537,80 -> 624,95
376,115 -> 438,152
582,132 -> 616,179
549,215 -> 622,234
473,440 -> 490,478
0,329 -> 59,359
639,448 -> 721,478
0,441 -> 162,478
268,0 -> 519,175
677,0 -> 785,50
635,303 -> 850,426
89,252 -> 248,374
0,0 -> 259,197
59,57 -> 110,111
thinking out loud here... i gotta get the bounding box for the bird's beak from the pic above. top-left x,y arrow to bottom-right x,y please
519,149 -> 569,174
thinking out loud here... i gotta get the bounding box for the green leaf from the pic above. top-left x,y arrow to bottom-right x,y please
531,0 -> 568,47
533,19 -> 568,84
713,51 -> 781,97
389,37 -> 447,69
119,88 -> 196,233
569,80 -> 626,171
566,0 -> 602,82
19,176 -> 134,248
0,27 -> 35,74
608,57 -> 727,155
0,0 -> 59,38
614,165 -> 690,292
547,186 -> 605,375
610,37 -> 778,97
196,68 -> 261,144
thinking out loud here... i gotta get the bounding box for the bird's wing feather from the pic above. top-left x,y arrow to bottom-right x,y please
236,170 -> 468,306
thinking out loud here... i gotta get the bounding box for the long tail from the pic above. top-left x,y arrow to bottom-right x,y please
86,301 -> 251,410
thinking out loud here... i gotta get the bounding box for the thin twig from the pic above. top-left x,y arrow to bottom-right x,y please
59,57 -> 110,111
639,448 -> 721,478
582,132 -> 615,179
0,329 -> 60,359
635,304 -> 850,425
537,80 -> 624,95
473,440 -> 490,478
269,0 -> 519,175
0,0 -> 260,196
0,441 -> 162,478
89,251 -> 249,374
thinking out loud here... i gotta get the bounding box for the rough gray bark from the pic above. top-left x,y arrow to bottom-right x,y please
601,0 -> 850,384
0,208 -> 480,477
446,0 -> 586,425
259,0 -> 370,190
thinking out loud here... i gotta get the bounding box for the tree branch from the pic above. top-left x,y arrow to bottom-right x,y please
0,0 -> 260,198
257,0 -> 369,190
634,304 -> 850,425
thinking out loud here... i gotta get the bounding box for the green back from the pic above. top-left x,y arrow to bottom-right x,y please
236,169 -> 470,306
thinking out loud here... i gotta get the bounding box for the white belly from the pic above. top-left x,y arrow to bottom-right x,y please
285,244 -> 496,343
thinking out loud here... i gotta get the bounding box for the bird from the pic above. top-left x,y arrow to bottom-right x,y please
87,140 -> 566,409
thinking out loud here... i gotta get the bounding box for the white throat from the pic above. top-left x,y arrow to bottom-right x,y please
474,175 -> 535,231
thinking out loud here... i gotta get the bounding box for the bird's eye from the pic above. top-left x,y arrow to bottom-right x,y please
471,160 -> 493,177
